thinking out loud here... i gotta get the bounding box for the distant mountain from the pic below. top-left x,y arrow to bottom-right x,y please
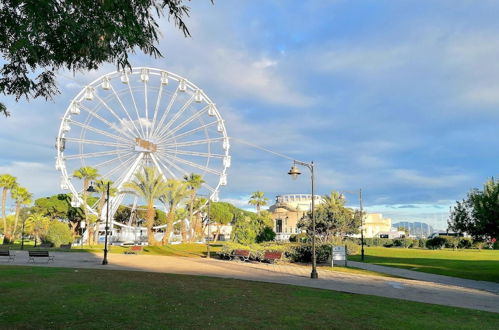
392,221 -> 435,237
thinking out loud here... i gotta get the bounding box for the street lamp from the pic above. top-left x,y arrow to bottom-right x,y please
87,182 -> 110,265
339,189 -> 365,262
288,160 -> 318,279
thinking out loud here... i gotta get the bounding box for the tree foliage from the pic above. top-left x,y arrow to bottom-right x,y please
448,177 -> 499,240
248,191 -> 269,214
298,191 -> 359,242
0,0 -> 197,115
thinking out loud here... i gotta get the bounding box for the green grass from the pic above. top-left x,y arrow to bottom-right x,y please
0,266 -> 497,329
349,247 -> 499,282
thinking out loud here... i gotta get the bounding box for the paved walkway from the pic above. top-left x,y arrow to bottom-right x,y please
4,251 -> 499,313
348,260 -> 499,294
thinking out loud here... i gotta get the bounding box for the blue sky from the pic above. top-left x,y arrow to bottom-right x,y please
1,0 -> 499,229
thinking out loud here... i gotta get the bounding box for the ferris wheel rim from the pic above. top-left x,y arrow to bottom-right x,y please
56,67 -> 229,218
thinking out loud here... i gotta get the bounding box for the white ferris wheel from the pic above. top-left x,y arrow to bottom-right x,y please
55,67 -> 230,225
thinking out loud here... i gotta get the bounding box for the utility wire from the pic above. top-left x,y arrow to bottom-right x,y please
229,137 -> 295,161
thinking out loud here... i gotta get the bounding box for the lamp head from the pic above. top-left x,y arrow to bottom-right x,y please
86,182 -> 97,193
288,164 -> 301,180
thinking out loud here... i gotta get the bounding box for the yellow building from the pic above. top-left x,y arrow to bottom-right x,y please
268,194 -> 321,241
363,213 -> 392,238
269,194 -> 392,240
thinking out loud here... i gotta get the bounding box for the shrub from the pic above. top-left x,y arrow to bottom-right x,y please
426,236 -> 446,249
219,241 -> 292,261
441,236 -> 460,249
458,238 -> 472,249
255,226 -> 276,243
289,233 -> 309,243
45,220 -> 72,247
393,238 -> 414,248
418,239 -> 427,248
364,238 -> 393,247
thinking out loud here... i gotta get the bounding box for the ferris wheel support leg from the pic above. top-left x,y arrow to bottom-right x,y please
150,153 -> 169,182
107,153 -> 145,220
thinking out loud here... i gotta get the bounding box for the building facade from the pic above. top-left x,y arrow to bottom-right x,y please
269,194 -> 392,240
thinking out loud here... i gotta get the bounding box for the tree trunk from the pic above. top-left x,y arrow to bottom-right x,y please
1,188 -> 8,243
83,178 -> 89,246
214,224 -> 222,242
146,204 -> 155,246
13,203 -> 20,239
187,196 -> 194,242
163,210 -> 174,245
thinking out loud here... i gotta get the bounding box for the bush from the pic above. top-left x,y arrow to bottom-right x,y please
255,226 -> 276,243
45,221 -> 72,247
364,238 -> 393,247
393,238 -> 414,248
418,239 -> 427,248
289,233 -> 309,243
458,238 -> 472,249
426,236 -> 446,249
441,236 -> 460,249
219,241 -> 292,261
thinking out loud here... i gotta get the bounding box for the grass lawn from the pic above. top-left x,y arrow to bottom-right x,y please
0,266 -> 497,329
349,247 -> 499,282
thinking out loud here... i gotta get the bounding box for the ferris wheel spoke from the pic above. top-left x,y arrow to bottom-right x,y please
150,83 -> 164,139
151,88 -> 179,137
150,153 -> 173,181
64,137 -> 132,149
155,95 -> 195,139
92,94 -> 137,139
101,153 -> 137,180
158,148 -> 225,159
69,120 -> 131,144
158,120 -> 218,145
156,153 -> 190,178
157,152 -> 221,176
78,103 -> 133,140
109,84 -> 142,137
64,149 -> 130,160
127,82 -> 146,138
93,151 -> 135,169
160,105 -> 209,140
163,137 -> 225,148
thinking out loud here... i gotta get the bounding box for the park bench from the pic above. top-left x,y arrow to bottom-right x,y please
28,250 -> 54,263
60,244 -> 71,249
263,251 -> 283,264
124,245 -> 143,255
0,249 -> 15,262
230,249 -> 250,262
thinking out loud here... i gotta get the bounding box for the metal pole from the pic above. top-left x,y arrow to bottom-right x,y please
207,198 -> 211,259
21,218 -> 26,250
359,188 -> 365,261
310,161 -> 318,279
102,182 -> 110,265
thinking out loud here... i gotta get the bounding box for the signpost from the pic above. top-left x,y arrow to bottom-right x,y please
331,245 -> 347,267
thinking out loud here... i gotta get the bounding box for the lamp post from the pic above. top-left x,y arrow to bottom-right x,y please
20,217 -> 26,250
288,160 -> 318,279
87,182 -> 110,265
339,189 -> 365,262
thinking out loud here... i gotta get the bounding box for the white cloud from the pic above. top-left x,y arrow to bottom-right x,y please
390,169 -> 470,188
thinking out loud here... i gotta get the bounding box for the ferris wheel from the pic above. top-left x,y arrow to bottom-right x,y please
55,67 -> 230,221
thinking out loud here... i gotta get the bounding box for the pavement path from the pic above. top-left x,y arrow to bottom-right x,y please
3,251 -> 499,313
348,260 -> 499,294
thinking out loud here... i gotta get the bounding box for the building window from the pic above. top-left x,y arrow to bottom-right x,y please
276,219 -> 282,233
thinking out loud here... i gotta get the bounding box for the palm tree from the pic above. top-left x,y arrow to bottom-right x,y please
0,174 -> 17,243
183,173 -> 204,242
26,213 -> 50,247
123,167 -> 169,246
10,186 -> 32,239
161,178 -> 188,245
73,167 -> 100,246
248,191 -> 269,215
93,179 -> 117,244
